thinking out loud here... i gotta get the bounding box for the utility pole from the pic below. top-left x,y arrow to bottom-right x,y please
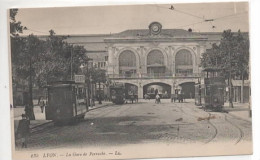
70,47 -> 73,80
98,82 -> 102,104
26,38 -> 35,120
229,50 -> 234,108
86,57 -> 94,107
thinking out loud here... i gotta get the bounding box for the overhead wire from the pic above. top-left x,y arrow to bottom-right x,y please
212,11 -> 248,21
24,27 -> 49,34
23,5 -> 248,35
153,5 -> 204,20
152,4 -> 248,30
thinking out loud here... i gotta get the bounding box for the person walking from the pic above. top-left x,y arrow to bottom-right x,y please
155,94 -> 161,104
38,97 -> 45,113
16,114 -> 30,148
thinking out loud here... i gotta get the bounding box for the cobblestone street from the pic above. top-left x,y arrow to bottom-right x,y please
15,99 -> 252,150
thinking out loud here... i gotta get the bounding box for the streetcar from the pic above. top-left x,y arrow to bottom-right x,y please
125,83 -> 138,104
109,82 -> 126,104
45,81 -> 89,124
199,68 -> 225,111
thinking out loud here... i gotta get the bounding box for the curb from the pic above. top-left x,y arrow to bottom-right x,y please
227,111 -> 252,123
88,103 -> 112,112
30,121 -> 53,129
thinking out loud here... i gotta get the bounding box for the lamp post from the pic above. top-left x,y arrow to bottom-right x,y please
70,47 -> 74,80
86,57 -> 94,107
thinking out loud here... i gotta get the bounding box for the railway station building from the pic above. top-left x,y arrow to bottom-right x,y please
65,22 -> 249,101
105,22 -> 205,99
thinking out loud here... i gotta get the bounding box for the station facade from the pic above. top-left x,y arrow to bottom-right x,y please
65,21 -> 249,101
105,22 -> 207,98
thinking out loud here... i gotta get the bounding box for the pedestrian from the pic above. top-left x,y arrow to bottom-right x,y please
16,114 -> 30,148
155,94 -> 160,104
38,97 -> 45,113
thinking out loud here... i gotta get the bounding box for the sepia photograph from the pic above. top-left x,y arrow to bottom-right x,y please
8,1 -> 252,160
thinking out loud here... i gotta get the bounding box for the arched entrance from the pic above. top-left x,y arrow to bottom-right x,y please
179,82 -> 195,99
119,50 -> 137,77
125,83 -> 138,95
143,82 -> 171,99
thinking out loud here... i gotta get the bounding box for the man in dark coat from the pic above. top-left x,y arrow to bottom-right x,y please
17,114 -> 30,148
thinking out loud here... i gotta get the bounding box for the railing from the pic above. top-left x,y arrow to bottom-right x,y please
108,73 -> 201,79
175,73 -> 201,78
141,73 -> 172,78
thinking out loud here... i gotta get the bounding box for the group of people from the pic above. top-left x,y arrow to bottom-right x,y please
16,96 -> 46,148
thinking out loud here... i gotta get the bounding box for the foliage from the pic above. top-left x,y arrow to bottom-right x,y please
200,29 -> 249,80
10,9 -> 25,37
35,30 -> 88,87
89,68 -> 107,84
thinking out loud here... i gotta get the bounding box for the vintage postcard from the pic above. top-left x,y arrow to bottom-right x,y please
9,2 -> 252,160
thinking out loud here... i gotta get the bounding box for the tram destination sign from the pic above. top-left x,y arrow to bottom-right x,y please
74,75 -> 85,83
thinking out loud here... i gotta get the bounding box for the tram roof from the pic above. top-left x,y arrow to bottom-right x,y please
46,80 -> 85,87
202,67 -> 222,72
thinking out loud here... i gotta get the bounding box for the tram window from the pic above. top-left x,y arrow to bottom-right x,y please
75,88 -> 78,95
76,87 -> 86,99
206,86 -> 211,95
111,90 -> 116,95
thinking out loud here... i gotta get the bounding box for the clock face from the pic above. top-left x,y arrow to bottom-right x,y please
149,22 -> 162,35
152,25 -> 159,32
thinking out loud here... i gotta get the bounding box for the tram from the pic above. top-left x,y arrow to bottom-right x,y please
198,68 -> 225,111
45,81 -> 88,124
109,83 -> 126,104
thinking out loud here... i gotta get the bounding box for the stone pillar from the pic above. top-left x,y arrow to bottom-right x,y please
172,46 -> 176,76
140,46 -> 146,74
107,47 -> 114,75
168,46 -> 173,74
113,47 -> 119,75
138,81 -> 143,99
171,84 -> 174,95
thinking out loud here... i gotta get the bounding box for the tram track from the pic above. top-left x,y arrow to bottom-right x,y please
91,103 -> 132,118
175,103 -> 219,144
31,103 -> 117,135
180,103 -> 245,145
224,114 -> 244,144
204,113 -> 218,144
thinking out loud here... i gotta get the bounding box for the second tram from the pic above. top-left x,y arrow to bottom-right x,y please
197,68 -> 225,111
109,83 -> 126,104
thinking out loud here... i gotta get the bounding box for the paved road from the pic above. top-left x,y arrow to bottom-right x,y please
16,99 -> 252,149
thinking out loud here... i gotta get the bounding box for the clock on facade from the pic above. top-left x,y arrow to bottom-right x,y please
149,22 -> 162,35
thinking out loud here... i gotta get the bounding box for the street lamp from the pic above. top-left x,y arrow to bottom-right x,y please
85,57 -> 94,107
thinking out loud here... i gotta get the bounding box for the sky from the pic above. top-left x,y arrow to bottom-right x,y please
16,2 -> 249,35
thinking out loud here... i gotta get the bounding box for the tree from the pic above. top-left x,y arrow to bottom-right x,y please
201,29 -> 250,106
89,68 -> 107,104
10,9 -> 25,37
11,34 -> 46,119
10,15 -> 88,119
234,30 -> 250,103
35,30 -> 87,87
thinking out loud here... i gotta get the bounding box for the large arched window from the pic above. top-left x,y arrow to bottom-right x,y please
119,50 -> 137,77
147,50 -> 165,77
175,49 -> 193,76
147,50 -> 164,66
